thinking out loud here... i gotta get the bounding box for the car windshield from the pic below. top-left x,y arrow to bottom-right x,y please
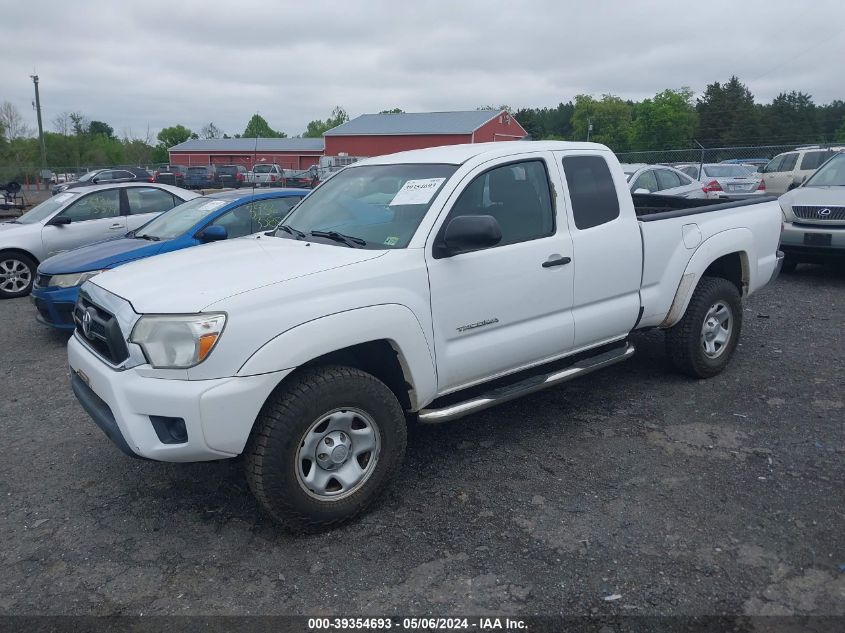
703,165 -> 751,178
77,171 -> 101,182
279,163 -> 458,249
135,196 -> 230,240
187,167 -> 208,173
803,153 -> 845,186
253,165 -> 273,173
218,166 -> 237,174
15,192 -> 80,224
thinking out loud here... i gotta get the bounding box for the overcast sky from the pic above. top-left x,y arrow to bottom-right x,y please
3,0 -> 845,139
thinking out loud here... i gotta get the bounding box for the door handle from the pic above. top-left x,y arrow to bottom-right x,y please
542,256 -> 571,268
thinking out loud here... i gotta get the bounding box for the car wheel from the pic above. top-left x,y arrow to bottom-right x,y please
665,276 -> 743,378
244,365 -> 407,533
0,251 -> 37,299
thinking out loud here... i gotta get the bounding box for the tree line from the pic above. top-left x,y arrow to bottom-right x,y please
515,77 -> 845,151
3,76 -> 845,180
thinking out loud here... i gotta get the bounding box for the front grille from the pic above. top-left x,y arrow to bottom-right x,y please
793,205 -> 845,221
35,273 -> 51,288
73,296 -> 130,365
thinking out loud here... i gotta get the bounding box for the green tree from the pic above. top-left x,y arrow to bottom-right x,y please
87,120 -> 114,139
818,100 -> 845,140
629,88 -> 698,150
243,114 -> 285,138
200,122 -> 222,139
515,102 -> 574,139
157,125 -> 194,149
836,118 -> 845,142
761,91 -> 819,142
696,76 -> 760,146
303,106 -> 349,138
571,94 -> 633,150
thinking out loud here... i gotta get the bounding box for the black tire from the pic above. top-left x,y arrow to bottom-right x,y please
665,276 -> 743,378
0,250 -> 37,299
781,256 -> 798,274
244,365 -> 407,533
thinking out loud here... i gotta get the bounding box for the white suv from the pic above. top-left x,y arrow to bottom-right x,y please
761,147 -> 844,196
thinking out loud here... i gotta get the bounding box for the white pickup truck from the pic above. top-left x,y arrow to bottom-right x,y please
245,163 -> 284,187
67,141 -> 783,531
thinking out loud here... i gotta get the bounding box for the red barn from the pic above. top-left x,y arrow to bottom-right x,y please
323,110 -> 527,157
168,138 -> 325,170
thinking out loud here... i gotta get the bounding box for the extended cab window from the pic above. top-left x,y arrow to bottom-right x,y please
446,160 -> 554,247
60,189 -> 120,222
561,155 -> 620,230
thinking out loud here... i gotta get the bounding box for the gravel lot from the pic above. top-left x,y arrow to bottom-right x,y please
0,266 -> 842,618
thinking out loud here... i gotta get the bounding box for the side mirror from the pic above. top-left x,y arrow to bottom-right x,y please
47,215 -> 72,226
439,215 -> 502,257
198,225 -> 227,242
633,188 -> 650,194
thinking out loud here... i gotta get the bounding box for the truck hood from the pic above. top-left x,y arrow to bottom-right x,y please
89,236 -> 387,313
39,237 -> 165,274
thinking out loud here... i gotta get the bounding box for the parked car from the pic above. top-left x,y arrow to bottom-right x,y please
778,151 -> 845,271
0,183 -> 196,299
721,158 -> 769,173
66,141 -> 782,532
761,147 -> 845,196
52,167 -> 153,195
32,189 -> 307,329
246,164 -> 284,187
678,163 -> 766,199
183,166 -> 218,189
621,163 -> 706,198
215,165 -> 248,189
154,165 -> 188,187
283,168 -> 319,189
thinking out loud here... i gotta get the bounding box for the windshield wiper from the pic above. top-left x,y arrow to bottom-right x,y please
308,230 -> 367,247
4,219 -> 21,224
272,224 -> 306,239
134,233 -> 160,241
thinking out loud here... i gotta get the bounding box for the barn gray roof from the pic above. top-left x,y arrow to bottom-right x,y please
324,110 -> 505,136
169,138 -> 325,152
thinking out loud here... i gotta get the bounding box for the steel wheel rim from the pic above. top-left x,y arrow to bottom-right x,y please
295,407 -> 381,501
0,259 -> 32,293
701,301 -> 732,359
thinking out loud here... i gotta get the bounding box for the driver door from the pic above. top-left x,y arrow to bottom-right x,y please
42,188 -> 126,256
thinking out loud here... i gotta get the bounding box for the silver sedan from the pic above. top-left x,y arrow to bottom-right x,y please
621,164 -> 707,198
0,183 -> 197,298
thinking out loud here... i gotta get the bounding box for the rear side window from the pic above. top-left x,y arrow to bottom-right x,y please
632,170 -> 658,192
765,155 -> 785,173
127,187 -> 178,215
656,169 -> 682,190
799,151 -> 827,171
780,153 -> 798,171
561,155 -> 620,230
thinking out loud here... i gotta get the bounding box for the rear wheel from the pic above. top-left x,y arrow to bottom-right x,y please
244,365 -> 407,532
665,276 -> 742,378
0,251 -> 37,299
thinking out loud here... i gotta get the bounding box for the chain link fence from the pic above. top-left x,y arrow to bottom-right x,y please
615,142 -> 845,169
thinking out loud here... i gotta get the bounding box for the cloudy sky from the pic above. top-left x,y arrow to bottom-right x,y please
3,0 -> 845,139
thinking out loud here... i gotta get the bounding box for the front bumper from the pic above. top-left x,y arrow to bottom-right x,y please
780,221 -> 845,260
31,285 -> 79,330
68,334 -> 293,462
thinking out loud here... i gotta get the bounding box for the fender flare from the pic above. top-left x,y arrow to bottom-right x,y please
660,228 -> 752,328
237,303 -> 437,409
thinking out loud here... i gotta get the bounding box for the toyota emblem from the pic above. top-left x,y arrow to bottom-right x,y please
81,308 -> 96,339
818,208 -> 832,217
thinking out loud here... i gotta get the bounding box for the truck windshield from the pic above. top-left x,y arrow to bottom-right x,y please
279,163 -> 457,249
803,153 -> 845,186
16,192 -> 80,224
134,197 -> 229,240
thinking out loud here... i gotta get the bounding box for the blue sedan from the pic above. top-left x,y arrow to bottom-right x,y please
32,188 -> 308,329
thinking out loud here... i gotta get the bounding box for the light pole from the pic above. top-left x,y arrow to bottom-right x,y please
30,74 -> 48,186
587,117 -> 593,142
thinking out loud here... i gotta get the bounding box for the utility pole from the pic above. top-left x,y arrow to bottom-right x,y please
586,117 -> 593,142
30,74 -> 48,186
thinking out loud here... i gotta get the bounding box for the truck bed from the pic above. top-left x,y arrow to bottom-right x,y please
632,192 -> 777,220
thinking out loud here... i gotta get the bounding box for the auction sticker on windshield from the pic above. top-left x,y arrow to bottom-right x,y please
389,178 -> 445,206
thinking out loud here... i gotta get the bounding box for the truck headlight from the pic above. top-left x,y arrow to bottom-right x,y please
50,270 -> 105,288
130,313 -> 226,369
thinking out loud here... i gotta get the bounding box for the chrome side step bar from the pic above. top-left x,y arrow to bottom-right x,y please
418,343 -> 636,424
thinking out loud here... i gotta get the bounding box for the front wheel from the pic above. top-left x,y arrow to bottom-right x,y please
665,276 -> 743,378
244,365 -> 407,532
0,251 -> 37,299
